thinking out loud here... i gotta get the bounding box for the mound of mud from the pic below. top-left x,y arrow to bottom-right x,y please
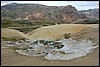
27,24 -> 88,40
1,28 -> 30,39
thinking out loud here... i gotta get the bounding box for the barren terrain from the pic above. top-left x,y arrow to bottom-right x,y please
1,24 -> 99,66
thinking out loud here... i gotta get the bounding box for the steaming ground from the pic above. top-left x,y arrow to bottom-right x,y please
1,24 -> 99,66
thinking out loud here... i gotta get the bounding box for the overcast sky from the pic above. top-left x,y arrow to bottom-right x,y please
1,1 -> 99,11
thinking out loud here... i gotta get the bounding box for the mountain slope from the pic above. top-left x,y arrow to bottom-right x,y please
79,9 -> 99,20
1,3 -> 86,22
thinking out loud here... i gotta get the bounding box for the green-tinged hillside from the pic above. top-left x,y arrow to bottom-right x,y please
1,18 -> 61,33
1,18 -> 21,28
1,3 -> 86,22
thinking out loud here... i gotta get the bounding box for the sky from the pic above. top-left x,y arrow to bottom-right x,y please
1,1 -> 99,11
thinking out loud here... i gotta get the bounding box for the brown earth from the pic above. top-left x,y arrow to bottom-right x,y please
27,24 -> 89,40
1,24 -> 99,66
1,48 -> 99,66
1,28 -> 30,39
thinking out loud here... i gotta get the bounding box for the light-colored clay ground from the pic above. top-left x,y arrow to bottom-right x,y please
1,24 -> 99,66
27,24 -> 89,40
1,48 -> 99,66
1,28 -> 29,39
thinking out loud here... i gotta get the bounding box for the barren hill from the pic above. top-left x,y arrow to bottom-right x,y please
1,28 -> 30,39
27,24 -> 89,40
